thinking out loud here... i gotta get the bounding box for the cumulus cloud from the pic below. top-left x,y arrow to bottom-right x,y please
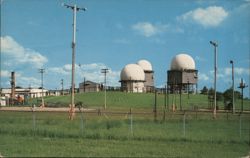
0,70 -> 40,88
132,22 -> 184,37
132,22 -> 168,37
1,70 -> 10,78
48,63 -> 120,87
1,36 -> 48,68
199,73 -> 209,81
178,6 -> 228,28
224,67 -> 250,76
17,76 -> 41,88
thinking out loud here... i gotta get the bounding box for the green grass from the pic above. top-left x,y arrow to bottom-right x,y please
28,91 -> 250,111
0,111 -> 249,157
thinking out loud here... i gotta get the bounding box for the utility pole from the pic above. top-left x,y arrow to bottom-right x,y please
210,41 -> 218,118
230,60 -> 235,113
61,79 -> 64,96
101,68 -> 109,109
238,78 -> 248,112
10,71 -> 15,105
63,3 -> 86,120
38,68 -> 45,108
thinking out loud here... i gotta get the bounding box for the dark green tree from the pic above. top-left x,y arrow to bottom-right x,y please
200,86 -> 208,95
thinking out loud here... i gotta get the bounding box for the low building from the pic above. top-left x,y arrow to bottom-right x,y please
79,80 -> 102,93
1,88 -> 48,99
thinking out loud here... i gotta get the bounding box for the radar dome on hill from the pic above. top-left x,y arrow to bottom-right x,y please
170,53 -> 195,71
120,64 -> 145,81
137,60 -> 153,72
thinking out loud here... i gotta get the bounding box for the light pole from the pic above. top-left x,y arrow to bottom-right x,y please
101,68 -> 109,109
38,68 -> 45,108
230,60 -> 235,113
63,3 -> 86,120
210,41 -> 218,118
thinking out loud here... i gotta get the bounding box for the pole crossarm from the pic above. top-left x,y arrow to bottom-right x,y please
62,3 -> 87,11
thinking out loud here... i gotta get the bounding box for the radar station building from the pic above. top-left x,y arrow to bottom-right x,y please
120,60 -> 155,93
167,53 -> 198,93
137,60 -> 154,92
120,64 -> 145,93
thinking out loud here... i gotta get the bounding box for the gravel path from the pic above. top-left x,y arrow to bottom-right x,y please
0,106 -> 96,112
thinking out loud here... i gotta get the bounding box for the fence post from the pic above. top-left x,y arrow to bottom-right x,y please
32,104 -> 36,132
239,113 -> 242,139
183,111 -> 186,137
130,108 -> 133,136
78,105 -> 84,136
154,90 -> 157,122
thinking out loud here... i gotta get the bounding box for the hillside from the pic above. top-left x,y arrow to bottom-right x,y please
29,92 -> 250,111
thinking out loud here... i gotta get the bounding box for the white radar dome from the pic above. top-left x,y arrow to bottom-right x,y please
170,53 -> 195,71
120,64 -> 145,81
137,59 -> 153,71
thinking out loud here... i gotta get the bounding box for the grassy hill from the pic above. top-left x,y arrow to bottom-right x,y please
29,92 -> 250,111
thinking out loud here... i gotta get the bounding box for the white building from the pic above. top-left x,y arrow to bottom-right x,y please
120,64 -> 145,93
167,53 -> 198,93
137,59 -> 154,92
1,88 -> 48,99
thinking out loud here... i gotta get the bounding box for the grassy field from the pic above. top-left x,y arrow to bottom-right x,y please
28,92 -> 250,111
0,111 -> 249,157
2,92 -> 250,157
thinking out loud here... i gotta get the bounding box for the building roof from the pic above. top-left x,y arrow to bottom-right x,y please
170,53 -> 195,71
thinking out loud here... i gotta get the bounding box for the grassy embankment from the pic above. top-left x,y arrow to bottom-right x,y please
28,91 -> 250,111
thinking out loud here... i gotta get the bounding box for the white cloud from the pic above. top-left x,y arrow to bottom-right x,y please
132,22 -> 168,37
17,76 -> 41,88
224,67 -> 250,76
48,63 -> 120,87
195,56 -> 206,62
1,36 -> 48,68
1,70 -> 10,78
199,72 -> 209,81
178,6 -> 228,28
132,22 -> 184,37
0,70 -> 40,88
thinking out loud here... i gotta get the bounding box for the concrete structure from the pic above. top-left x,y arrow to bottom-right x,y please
167,53 -> 198,93
137,60 -> 154,92
120,64 -> 145,93
79,80 -> 101,93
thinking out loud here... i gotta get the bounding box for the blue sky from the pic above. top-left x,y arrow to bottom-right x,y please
1,0 -> 249,97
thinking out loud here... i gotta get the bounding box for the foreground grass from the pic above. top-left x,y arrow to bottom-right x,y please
0,111 -> 249,157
